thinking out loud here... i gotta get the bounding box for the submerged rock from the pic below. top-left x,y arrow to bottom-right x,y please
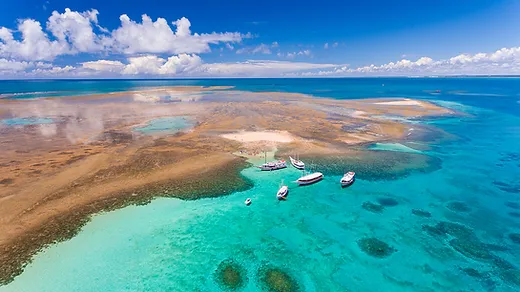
505,201 -> 520,210
461,267 -> 487,279
214,259 -> 247,290
435,221 -> 475,239
412,209 -> 432,218
509,212 -> 520,218
446,201 -> 471,213
258,265 -> 299,292
376,197 -> 399,207
449,238 -> 493,261
357,237 -> 396,258
362,201 -> 385,213
499,269 -> 520,287
509,233 -> 520,244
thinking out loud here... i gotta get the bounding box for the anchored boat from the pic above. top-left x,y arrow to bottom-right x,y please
277,185 -> 289,200
245,198 -> 252,205
289,156 -> 305,170
257,151 -> 287,171
257,160 -> 287,171
340,171 -> 355,187
296,172 -> 323,186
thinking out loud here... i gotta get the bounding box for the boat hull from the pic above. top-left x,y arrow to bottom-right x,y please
289,156 -> 305,170
297,177 -> 323,185
341,178 -> 355,187
258,165 -> 287,171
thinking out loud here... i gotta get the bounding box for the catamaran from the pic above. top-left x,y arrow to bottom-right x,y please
276,185 -> 289,200
257,151 -> 287,171
289,156 -> 305,170
340,171 -> 356,187
296,172 -> 324,186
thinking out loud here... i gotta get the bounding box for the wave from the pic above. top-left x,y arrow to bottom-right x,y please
0,91 -> 62,99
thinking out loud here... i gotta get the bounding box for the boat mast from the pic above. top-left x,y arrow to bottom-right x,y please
264,150 -> 267,164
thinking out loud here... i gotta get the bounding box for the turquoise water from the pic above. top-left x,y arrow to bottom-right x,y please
368,142 -> 422,153
134,117 -> 194,135
1,79 -> 520,291
0,117 -> 54,126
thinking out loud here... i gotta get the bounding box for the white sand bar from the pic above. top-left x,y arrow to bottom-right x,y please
375,99 -> 422,106
221,130 -> 295,143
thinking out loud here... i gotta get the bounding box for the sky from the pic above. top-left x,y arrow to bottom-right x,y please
1,0 -> 520,78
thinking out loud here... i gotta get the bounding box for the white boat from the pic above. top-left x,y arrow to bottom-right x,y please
257,160 -> 287,171
340,171 -> 355,187
289,156 -> 305,170
245,198 -> 252,205
276,185 -> 289,200
296,172 -> 323,186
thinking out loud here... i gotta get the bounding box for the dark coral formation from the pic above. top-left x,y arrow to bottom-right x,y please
509,212 -> 520,218
214,259 -> 247,290
376,197 -> 399,207
296,151 -> 442,181
449,238 -> 493,261
258,265 -> 299,292
509,233 -> 520,244
505,201 -> 520,210
412,209 -> 432,218
446,201 -> 471,213
499,269 -> 520,287
461,267 -> 488,279
357,237 -> 396,258
493,181 -> 520,194
362,201 -> 385,213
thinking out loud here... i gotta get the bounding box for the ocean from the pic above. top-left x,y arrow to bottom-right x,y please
1,78 -> 519,291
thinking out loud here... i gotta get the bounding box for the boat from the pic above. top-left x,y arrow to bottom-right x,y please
340,171 -> 355,187
257,160 -> 287,171
245,198 -> 252,205
276,185 -> 288,200
289,156 -> 305,170
257,151 -> 287,171
296,172 -> 323,186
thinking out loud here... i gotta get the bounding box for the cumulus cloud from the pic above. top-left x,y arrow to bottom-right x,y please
82,60 -> 125,72
324,43 -> 329,49
0,59 -> 32,72
108,15 -> 244,55
0,8 -> 246,61
297,47 -> 520,76
0,19 -> 69,61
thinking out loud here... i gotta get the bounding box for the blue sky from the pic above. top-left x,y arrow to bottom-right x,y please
1,0 -> 520,77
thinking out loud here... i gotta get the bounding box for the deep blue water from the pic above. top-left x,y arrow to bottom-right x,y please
1,78 -> 520,291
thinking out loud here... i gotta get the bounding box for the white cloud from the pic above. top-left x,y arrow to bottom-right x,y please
296,47 -> 520,76
0,19 -> 69,61
236,43 -> 277,55
0,59 -> 32,72
196,60 -> 337,77
82,60 -> 125,72
0,8 -> 246,61
108,15 -> 244,55
324,43 -> 329,49
279,50 -> 312,59
47,8 -> 101,52
332,42 -> 339,48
